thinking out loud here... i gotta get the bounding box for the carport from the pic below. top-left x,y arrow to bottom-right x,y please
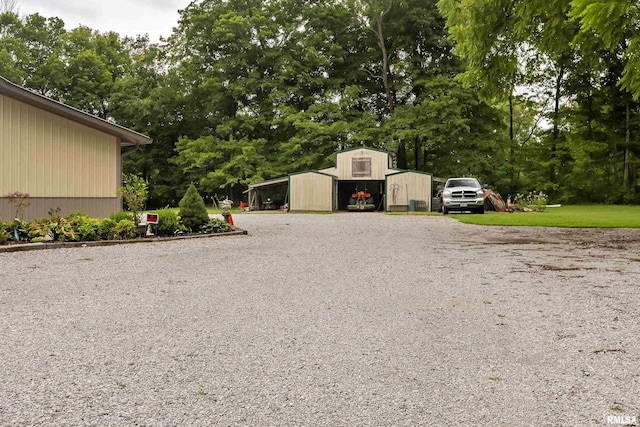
244,177 -> 289,210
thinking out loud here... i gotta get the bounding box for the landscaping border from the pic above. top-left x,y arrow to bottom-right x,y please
0,228 -> 248,253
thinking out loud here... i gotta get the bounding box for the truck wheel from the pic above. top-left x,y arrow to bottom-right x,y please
442,206 -> 449,215
477,206 -> 484,214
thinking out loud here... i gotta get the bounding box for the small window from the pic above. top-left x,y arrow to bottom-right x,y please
352,157 -> 371,177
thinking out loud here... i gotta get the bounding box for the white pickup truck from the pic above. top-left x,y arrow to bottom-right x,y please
440,177 -> 486,214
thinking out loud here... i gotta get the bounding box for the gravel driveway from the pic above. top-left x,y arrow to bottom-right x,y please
1,213 -> 639,426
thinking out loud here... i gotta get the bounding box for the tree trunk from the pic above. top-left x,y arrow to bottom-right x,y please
423,147 -> 428,170
414,137 -> 420,170
509,92 -> 515,192
624,102 -> 631,188
397,141 -> 407,169
375,11 -> 394,113
550,65 -> 564,184
587,75 -> 593,139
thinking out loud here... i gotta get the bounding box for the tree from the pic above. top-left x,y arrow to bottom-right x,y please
570,0 -> 640,100
0,0 -> 18,15
570,0 -> 640,191
355,0 -> 395,113
116,174 -> 148,224
169,0 -> 379,198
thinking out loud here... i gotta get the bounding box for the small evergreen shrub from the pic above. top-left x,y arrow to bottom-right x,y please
114,219 -> 136,240
178,184 -> 209,231
156,208 -> 180,236
110,210 -> 133,222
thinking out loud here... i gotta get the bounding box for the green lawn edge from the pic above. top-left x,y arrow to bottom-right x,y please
451,205 -> 640,228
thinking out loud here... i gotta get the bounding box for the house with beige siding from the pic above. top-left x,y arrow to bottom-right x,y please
245,147 -> 433,212
0,76 -> 152,221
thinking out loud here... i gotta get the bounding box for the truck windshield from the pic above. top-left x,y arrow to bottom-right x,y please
446,179 -> 479,188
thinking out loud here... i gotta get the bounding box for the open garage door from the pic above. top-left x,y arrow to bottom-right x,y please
337,181 -> 384,211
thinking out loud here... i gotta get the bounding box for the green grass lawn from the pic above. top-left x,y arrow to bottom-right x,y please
452,205 -> 640,228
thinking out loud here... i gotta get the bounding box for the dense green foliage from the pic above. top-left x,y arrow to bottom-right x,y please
110,210 -> 133,223
116,173 -> 148,223
113,219 -> 137,240
1,0 -> 639,204
200,218 -> 233,234
437,0 -> 640,202
0,206 -> 234,245
97,219 -> 117,240
0,214 -> 129,244
156,208 -> 180,236
178,184 -> 210,231
0,225 -> 8,244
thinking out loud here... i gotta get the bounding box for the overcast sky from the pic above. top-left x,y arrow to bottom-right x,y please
16,0 -> 191,42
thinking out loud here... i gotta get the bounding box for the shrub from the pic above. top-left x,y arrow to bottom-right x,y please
4,191 -> 30,220
66,213 -> 99,241
114,219 -> 136,240
52,218 -> 78,242
200,218 -> 233,234
98,218 -> 117,240
110,210 -> 133,222
41,210 -> 79,242
156,208 -> 180,236
8,219 -> 31,241
178,183 -> 209,231
116,174 -> 148,224
78,219 -> 100,241
28,219 -> 52,241
0,226 -> 9,244
514,191 -> 548,212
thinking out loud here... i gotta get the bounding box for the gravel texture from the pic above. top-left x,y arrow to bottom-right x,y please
1,212 -> 639,426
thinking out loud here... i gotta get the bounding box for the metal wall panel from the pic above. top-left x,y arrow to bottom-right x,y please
0,197 -> 120,221
289,173 -> 334,211
0,94 -> 118,199
335,148 -> 392,180
385,172 -> 432,211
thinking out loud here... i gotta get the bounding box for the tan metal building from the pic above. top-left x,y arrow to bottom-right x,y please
246,147 -> 433,212
385,170 -> 432,211
289,171 -> 336,212
0,77 -> 152,221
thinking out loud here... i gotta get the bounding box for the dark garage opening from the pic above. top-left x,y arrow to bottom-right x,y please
337,180 -> 385,211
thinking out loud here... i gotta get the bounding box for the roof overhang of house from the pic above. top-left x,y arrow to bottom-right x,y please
0,76 -> 152,147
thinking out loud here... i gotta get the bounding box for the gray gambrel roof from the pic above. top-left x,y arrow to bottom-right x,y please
0,76 -> 152,147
